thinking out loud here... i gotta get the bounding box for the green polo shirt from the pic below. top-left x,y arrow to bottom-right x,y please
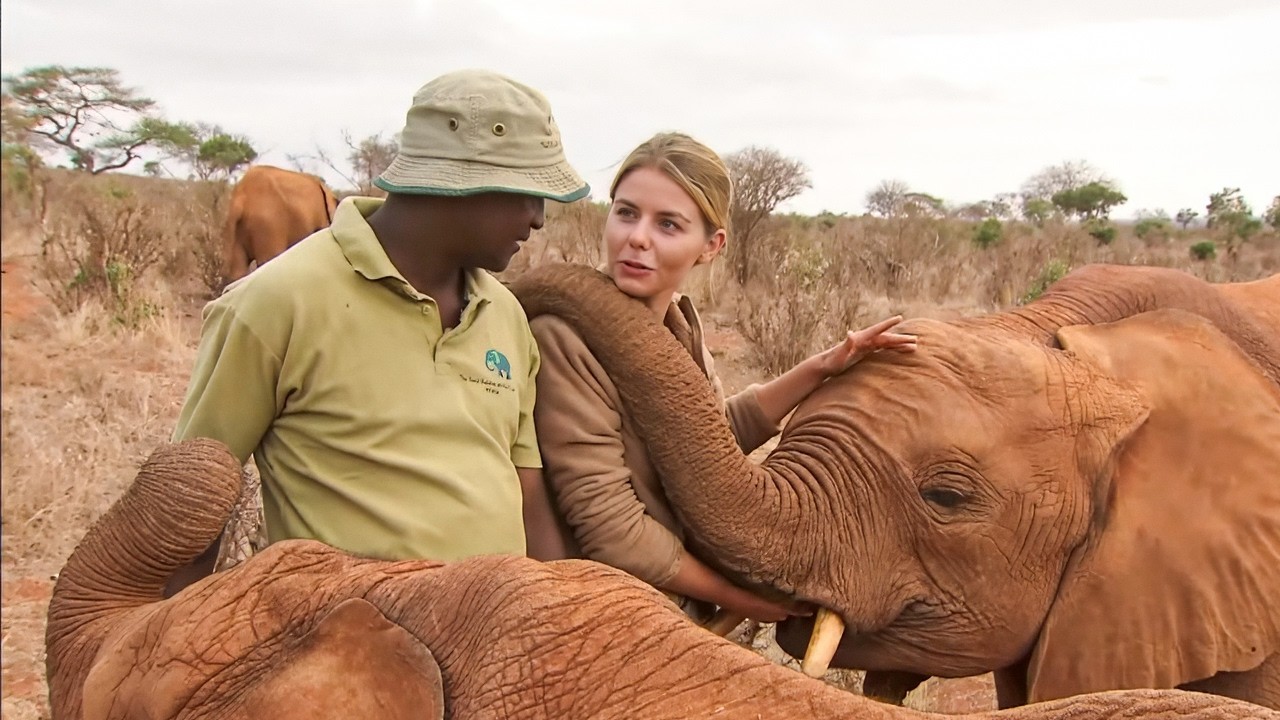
174,197 -> 540,561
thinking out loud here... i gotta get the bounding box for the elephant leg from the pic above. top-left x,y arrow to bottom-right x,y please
994,656 -> 1030,709
240,598 -> 444,720
861,670 -> 928,704
1181,652 -> 1280,711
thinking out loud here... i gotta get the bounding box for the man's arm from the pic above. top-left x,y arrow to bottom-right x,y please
518,467 -> 571,561
166,299 -> 282,594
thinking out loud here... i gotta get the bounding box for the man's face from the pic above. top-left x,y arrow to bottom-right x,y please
455,192 -> 546,272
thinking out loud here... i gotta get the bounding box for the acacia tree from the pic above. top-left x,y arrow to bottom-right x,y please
1175,208 -> 1200,229
2,65 -> 183,174
1050,181 -> 1127,220
1206,187 -> 1262,259
723,145 -> 811,285
147,122 -> 257,180
865,179 -> 911,217
1265,196 -> 1280,232
1020,160 -> 1109,200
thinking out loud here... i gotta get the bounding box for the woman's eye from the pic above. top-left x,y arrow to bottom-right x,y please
921,487 -> 967,509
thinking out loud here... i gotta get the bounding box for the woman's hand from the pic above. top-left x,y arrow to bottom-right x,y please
717,586 -> 813,624
664,550 -> 813,623
815,315 -> 917,378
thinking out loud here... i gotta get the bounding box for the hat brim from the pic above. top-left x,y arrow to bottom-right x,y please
374,155 -> 590,202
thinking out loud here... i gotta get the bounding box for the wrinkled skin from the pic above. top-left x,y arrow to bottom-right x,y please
512,264 -> 1280,710
44,440 -> 1273,719
223,165 -> 338,284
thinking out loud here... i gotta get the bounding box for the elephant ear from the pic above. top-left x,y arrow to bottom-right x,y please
245,598 -> 445,719
1028,309 -> 1280,702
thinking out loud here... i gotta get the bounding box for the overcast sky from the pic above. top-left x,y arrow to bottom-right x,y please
3,0 -> 1277,218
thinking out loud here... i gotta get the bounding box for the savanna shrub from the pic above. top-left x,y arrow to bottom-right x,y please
972,218 -> 1002,249
1021,259 -> 1069,304
1190,241 -> 1217,261
36,182 -> 170,325
1085,220 -> 1116,246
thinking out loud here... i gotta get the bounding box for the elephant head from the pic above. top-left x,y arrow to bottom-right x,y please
45,440 -> 1270,719
511,264 -> 1280,708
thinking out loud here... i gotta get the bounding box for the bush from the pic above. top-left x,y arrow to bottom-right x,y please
1021,259 -> 1069,304
36,182 -> 170,326
1190,241 -> 1217,261
972,218 -> 1003,249
1133,216 -> 1170,242
1085,220 -> 1116,245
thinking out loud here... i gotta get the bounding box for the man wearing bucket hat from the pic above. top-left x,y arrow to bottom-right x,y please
167,69 -> 587,593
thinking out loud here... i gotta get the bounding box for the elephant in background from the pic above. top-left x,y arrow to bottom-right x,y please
44,440 -> 1272,719
222,165 -> 338,285
511,263 -> 1280,710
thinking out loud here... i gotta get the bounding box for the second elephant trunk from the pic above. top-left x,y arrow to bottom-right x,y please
45,438 -> 242,720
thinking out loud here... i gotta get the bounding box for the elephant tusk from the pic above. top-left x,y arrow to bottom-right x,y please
703,610 -> 746,637
800,607 -> 846,678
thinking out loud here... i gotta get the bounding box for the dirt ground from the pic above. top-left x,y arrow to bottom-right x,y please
0,248 -> 996,716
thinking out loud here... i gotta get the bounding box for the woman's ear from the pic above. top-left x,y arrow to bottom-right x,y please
697,228 -> 727,265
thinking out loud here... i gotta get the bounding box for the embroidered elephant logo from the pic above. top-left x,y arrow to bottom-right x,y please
485,349 -> 512,379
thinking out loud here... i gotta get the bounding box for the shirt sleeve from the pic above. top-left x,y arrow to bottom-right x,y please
724,384 -> 782,454
510,324 -> 542,469
530,315 -> 683,586
700,343 -> 782,454
172,296 -> 283,465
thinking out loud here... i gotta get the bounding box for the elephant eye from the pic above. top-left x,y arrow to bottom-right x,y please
921,487 -> 968,509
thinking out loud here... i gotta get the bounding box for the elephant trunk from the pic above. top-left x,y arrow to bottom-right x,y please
512,265 -> 806,590
45,438 -> 242,720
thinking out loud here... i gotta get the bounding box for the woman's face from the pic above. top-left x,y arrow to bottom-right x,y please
604,166 -> 725,315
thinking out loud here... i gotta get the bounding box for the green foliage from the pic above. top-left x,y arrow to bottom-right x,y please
1175,207 -> 1199,229
1133,210 -> 1171,242
1021,197 -> 1055,227
1206,187 -> 1262,257
1020,160 -> 1107,200
1050,182 -> 1127,220
1021,259 -> 1069,304
1190,241 -> 1217,261
1085,219 -> 1117,245
972,217 -> 1003,249
197,133 -> 257,177
3,65 -> 160,173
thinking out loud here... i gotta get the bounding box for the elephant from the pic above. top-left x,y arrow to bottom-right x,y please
222,165 -> 338,285
509,262 -> 1280,710
43,439 -> 1272,719
486,348 -> 513,379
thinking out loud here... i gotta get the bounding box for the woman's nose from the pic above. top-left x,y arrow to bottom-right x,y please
627,222 -> 651,249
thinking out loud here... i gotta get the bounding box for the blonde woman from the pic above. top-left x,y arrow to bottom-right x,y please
530,132 -> 915,623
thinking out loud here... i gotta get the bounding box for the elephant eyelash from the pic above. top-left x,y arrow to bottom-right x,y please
921,486 -> 969,510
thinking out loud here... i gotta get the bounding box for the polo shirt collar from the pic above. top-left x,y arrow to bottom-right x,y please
331,196 -> 494,306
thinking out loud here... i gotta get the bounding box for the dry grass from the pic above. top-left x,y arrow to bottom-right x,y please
2,168 -> 1276,718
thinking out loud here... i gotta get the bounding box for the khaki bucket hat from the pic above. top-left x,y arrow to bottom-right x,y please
375,69 -> 590,202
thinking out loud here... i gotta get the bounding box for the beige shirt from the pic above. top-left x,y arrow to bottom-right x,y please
175,197 -> 541,561
531,295 -> 780,587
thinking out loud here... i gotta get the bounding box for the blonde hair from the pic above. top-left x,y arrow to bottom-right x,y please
609,132 -> 732,238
